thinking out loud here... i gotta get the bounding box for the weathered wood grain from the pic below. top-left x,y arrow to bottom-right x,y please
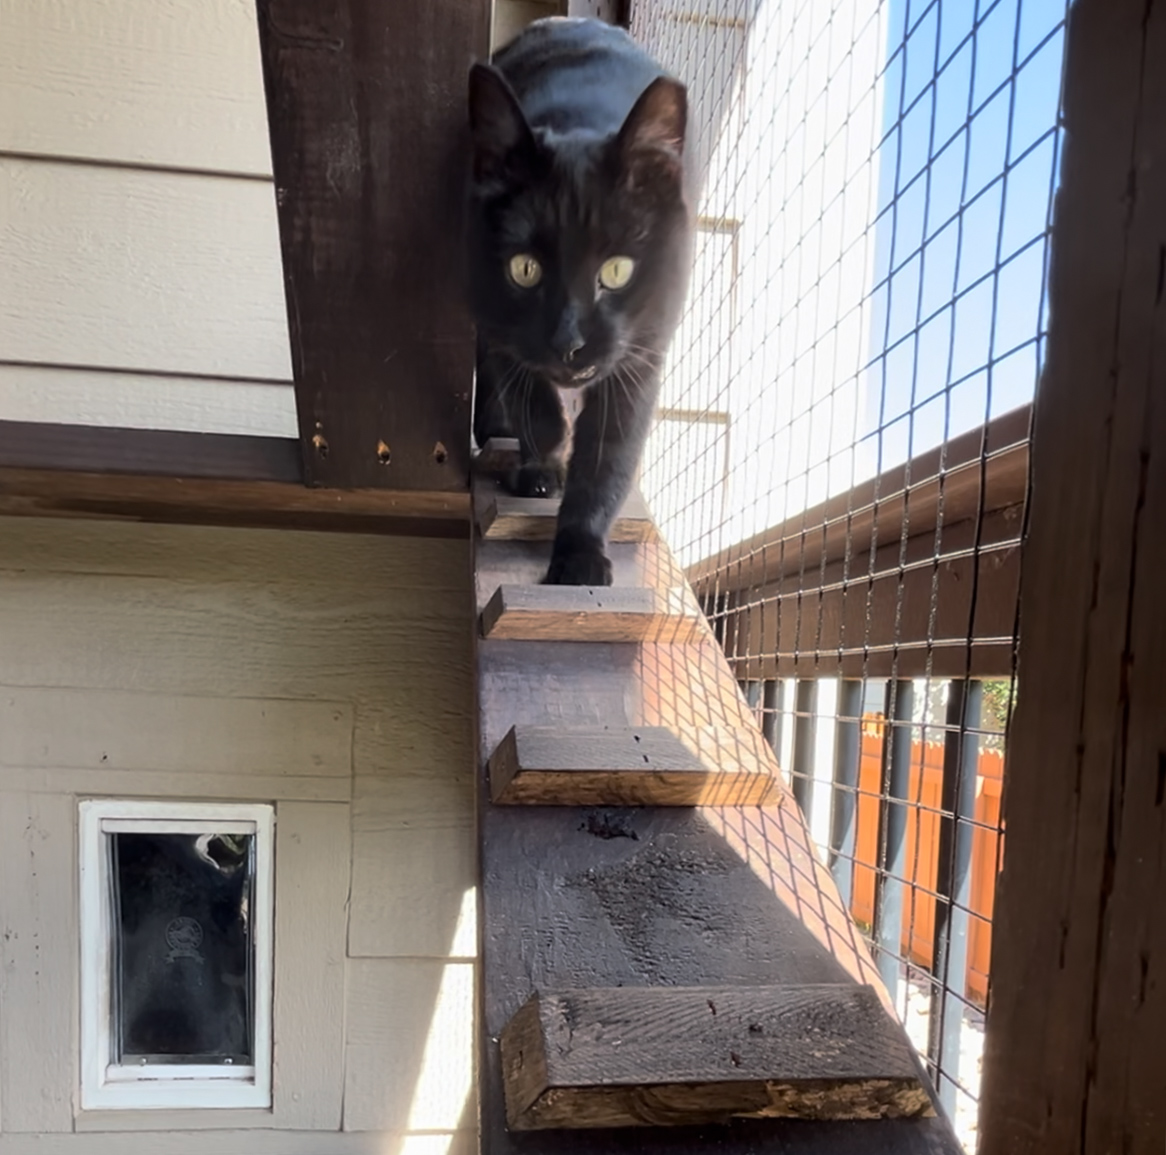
979,1 -> 1166,1150
481,583 -> 703,643
257,0 -> 487,489
475,646 -> 959,1149
488,724 -> 779,806
501,985 -> 931,1129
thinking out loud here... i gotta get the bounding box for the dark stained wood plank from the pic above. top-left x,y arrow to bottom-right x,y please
980,1 -> 1166,1151
688,405 -> 1030,594
488,724 -> 780,806
720,538 -> 1021,680
475,643 -> 960,1150
256,0 -> 487,490
501,985 -> 932,1130
0,422 -> 469,537
475,773 -> 961,1151
476,483 -> 656,542
472,498 -> 959,1152
0,419 -> 300,481
481,583 -> 703,643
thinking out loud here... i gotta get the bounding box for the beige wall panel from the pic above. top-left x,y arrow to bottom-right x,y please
343,960 -> 476,1133
271,802 -> 349,1130
492,1 -> 564,49
353,695 -> 475,779
0,793 -> 76,1133
0,688 -> 352,779
0,1131 -> 477,1155
0,159 -> 291,381
0,366 -> 296,437
0,571 -> 468,703
0,518 -> 470,595
352,771 -> 475,832
349,826 -> 477,959
0,0 -> 272,175
0,767 -> 349,803
350,770 -> 476,957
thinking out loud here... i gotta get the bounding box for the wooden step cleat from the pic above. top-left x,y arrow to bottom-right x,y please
488,724 -> 781,806
480,582 -> 702,643
500,985 -> 934,1131
475,482 -> 656,543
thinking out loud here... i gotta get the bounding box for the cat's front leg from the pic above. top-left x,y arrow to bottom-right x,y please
544,376 -> 656,586
508,372 -> 569,499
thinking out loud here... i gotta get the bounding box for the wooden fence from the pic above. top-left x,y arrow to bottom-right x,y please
847,730 -> 1004,1007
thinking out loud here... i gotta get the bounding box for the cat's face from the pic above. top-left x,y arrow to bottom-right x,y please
468,68 -> 691,388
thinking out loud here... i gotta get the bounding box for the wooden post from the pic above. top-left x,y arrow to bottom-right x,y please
978,1 -> 1166,1149
927,680 -> 981,1117
873,679 -> 913,1001
829,679 -> 863,909
791,679 -> 818,817
256,0 -> 488,490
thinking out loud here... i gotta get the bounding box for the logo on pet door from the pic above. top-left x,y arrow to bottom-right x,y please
165,916 -> 205,964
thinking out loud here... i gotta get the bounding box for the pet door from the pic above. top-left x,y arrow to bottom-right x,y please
79,802 -> 274,1110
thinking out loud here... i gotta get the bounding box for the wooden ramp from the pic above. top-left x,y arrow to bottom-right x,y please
472,478 -> 962,1153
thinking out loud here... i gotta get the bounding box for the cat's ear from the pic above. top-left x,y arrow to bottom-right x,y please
617,76 -> 687,160
469,63 -> 535,184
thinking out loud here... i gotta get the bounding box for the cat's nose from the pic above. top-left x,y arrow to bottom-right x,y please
552,312 -> 585,363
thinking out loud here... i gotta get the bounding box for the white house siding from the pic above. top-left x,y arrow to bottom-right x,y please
0,0 -> 297,435
0,516 -> 477,1153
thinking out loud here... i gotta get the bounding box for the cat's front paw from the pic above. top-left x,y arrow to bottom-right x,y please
507,463 -> 565,499
544,540 -> 613,586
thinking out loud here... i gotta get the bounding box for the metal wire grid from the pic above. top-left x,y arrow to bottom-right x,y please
628,0 -> 1068,1146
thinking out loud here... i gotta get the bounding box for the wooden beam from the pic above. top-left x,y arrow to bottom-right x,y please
979,1 -> 1166,1151
0,419 -> 300,481
688,405 -> 1030,595
474,516 -> 962,1151
500,985 -> 932,1130
0,421 -> 469,537
256,0 -> 488,490
488,724 -> 780,806
719,534 -> 1021,680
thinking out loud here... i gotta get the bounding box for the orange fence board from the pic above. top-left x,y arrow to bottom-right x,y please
847,733 -> 1004,1006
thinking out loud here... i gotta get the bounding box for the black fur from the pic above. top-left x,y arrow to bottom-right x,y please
468,18 -> 692,585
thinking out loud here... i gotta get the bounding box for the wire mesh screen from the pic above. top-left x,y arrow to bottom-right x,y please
628,0 -> 1067,1146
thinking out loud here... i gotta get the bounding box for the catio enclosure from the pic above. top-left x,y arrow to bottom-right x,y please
628,0 -> 1068,1144
0,0 -> 1163,1152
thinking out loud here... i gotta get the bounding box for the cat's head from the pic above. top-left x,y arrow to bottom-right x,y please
467,64 -> 691,388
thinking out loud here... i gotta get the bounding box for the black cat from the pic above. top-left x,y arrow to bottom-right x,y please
468,17 -> 693,586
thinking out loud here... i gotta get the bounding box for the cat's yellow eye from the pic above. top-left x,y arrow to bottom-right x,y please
508,253 -> 542,289
598,256 -> 635,291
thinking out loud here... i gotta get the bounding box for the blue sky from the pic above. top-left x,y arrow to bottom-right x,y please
864,0 -> 1066,466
